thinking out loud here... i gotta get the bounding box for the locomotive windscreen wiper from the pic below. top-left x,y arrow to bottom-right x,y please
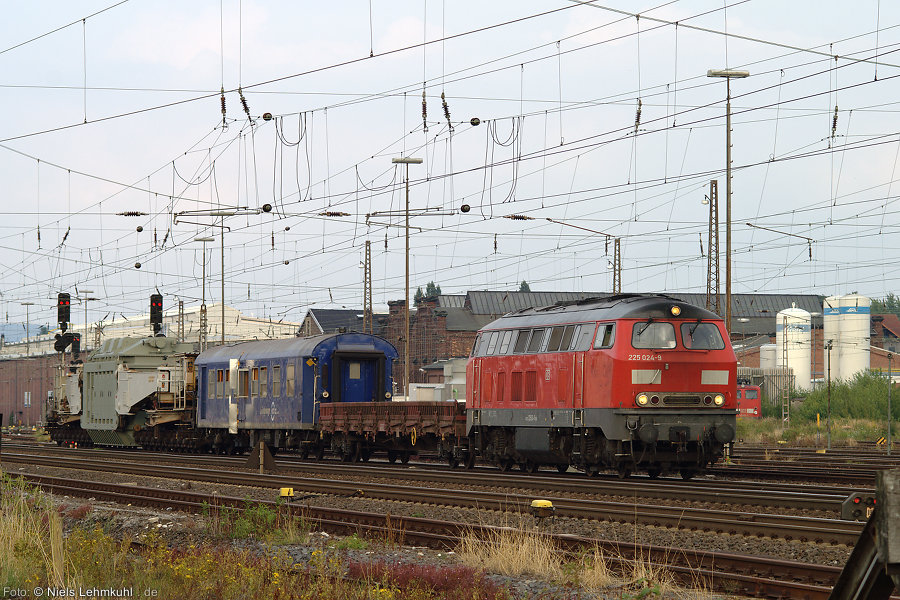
635,317 -> 654,336
688,319 -> 702,337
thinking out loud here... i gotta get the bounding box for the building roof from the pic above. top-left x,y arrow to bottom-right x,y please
879,314 -> 900,337
465,291 -> 598,316
437,295 -> 467,308
306,308 -> 385,334
443,307 -> 495,332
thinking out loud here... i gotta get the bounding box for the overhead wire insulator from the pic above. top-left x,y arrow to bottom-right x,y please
239,87 -> 251,119
634,98 -> 642,134
116,211 -> 148,217
154,228 -> 158,247
503,214 -> 533,220
60,226 -> 70,246
271,232 -> 275,251
421,90 -> 428,132
220,86 -> 227,125
441,92 -> 453,132
493,234 -> 497,253
831,105 -> 839,139
37,225 -> 41,248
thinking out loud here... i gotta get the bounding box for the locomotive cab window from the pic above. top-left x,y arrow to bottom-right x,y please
681,322 -> 725,350
593,324 -> 616,349
631,321 -> 676,349
743,389 -> 759,399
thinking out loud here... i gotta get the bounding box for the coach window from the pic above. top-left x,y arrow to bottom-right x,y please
632,321 -> 676,349
209,369 -> 217,399
239,369 -> 250,398
512,330 -> 530,353
216,369 -> 224,398
546,326 -> 566,352
681,322 -> 725,350
593,324 -> 616,349
498,330 -> 514,354
272,365 -> 282,397
251,367 -> 260,397
260,366 -> 268,397
286,362 -> 295,395
485,331 -> 500,355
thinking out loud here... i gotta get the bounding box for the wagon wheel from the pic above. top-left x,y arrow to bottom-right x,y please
526,461 -> 541,474
360,449 -> 373,462
447,455 -> 460,469
556,464 -> 569,474
465,451 -> 476,470
646,466 -> 662,480
617,464 -> 632,479
679,468 -> 696,481
299,446 -> 310,460
314,445 -> 325,461
400,452 -> 410,464
583,465 -> 598,477
498,459 -> 514,472
387,450 -> 398,464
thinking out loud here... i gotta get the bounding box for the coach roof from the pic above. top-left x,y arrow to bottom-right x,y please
480,294 -> 722,330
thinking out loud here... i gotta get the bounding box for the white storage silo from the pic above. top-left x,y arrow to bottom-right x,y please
839,293 -> 871,381
776,304 -> 812,391
759,344 -> 777,370
823,295 -> 842,380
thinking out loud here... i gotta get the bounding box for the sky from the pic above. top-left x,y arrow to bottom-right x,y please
2,0 -> 900,329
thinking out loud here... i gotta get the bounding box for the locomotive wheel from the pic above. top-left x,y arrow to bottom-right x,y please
556,464 -> 569,474
679,469 -> 696,480
387,450 -> 398,464
646,467 -> 662,479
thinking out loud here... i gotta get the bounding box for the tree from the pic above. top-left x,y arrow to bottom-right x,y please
414,287 -> 425,304
425,281 -> 442,297
38,325 -> 49,335
872,293 -> 900,317
519,281 -> 531,292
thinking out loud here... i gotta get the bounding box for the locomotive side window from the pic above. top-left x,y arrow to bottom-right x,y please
560,325 -> 576,350
546,326 -> 566,352
632,322 -> 676,349
485,331 -> 500,355
681,322 -> 725,350
260,366 -> 268,398
499,330 -> 514,354
272,365 -> 282,397
513,330 -> 530,353
593,323 -> 616,349
571,324 -> 594,351
526,328 -> 546,353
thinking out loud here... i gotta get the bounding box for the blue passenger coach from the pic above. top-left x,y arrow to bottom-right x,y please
194,333 -> 398,452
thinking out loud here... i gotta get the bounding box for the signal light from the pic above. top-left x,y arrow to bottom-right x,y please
150,294 -> 163,327
71,333 -> 81,356
57,293 -> 71,325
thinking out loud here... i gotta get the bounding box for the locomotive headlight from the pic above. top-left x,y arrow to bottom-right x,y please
714,394 -> 725,406
670,305 -> 681,316
636,393 -> 649,406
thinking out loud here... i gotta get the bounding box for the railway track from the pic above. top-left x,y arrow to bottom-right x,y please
9,471 -> 850,599
1,450 -> 864,545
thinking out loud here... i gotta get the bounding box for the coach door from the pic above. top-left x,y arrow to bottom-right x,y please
339,357 -> 378,402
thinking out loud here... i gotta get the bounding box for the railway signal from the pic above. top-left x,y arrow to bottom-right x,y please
150,294 -> 163,334
57,292 -> 70,330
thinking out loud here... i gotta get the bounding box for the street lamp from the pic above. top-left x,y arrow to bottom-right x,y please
194,237 -> 215,351
392,156 -> 423,399
826,339 -> 833,450
707,68 -> 749,335
20,302 -> 34,356
889,352 -> 893,456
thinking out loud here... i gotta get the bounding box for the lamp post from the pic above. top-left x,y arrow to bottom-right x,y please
20,302 -> 34,356
79,291 -> 96,352
392,156 -> 423,399
889,352 -> 893,456
194,237 -> 215,351
826,339 -> 833,450
707,68 -> 749,335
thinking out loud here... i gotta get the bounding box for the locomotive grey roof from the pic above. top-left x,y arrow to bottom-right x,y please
481,294 -> 722,330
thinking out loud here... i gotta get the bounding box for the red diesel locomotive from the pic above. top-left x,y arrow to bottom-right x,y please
466,294 -> 737,479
